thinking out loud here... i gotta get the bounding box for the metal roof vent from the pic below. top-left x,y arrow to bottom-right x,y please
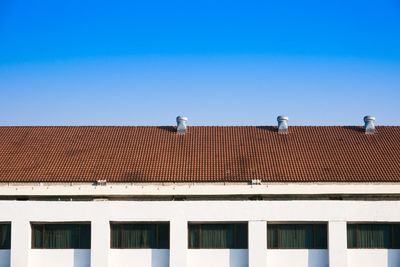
277,115 -> 289,133
252,179 -> 262,185
364,115 -> 376,134
176,116 -> 188,134
96,179 -> 107,186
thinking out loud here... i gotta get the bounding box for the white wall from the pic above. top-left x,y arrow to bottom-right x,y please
328,221 -> 347,267
347,250 -> 400,267
0,250 -> 10,267
1,200 -> 400,267
108,249 -> 169,267
267,250 -> 328,267
29,249 -> 90,267
2,183 -> 400,197
188,249 -> 248,267
248,221 -> 267,267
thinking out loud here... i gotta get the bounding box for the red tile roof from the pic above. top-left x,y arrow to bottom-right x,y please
0,126 -> 399,183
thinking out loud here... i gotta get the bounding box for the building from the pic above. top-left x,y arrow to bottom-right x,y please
0,115 -> 399,267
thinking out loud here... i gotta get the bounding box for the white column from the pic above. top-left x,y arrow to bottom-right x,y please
91,218 -> 110,267
248,221 -> 267,267
10,219 -> 30,267
169,218 -> 187,267
328,221 -> 347,267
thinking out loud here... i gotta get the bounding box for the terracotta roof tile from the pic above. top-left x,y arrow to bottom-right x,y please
0,126 -> 399,182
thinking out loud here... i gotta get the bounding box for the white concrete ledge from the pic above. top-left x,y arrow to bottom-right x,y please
0,183 -> 400,196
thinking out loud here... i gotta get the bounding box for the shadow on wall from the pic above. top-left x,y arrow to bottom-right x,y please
308,250 -> 329,267
151,249 -> 170,267
388,250 -> 400,267
73,249 -> 90,267
229,249 -> 248,267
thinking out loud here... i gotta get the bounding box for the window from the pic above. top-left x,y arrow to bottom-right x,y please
0,223 -> 11,249
110,223 -> 169,249
31,223 -> 91,249
188,223 -> 248,249
347,223 -> 400,249
267,224 -> 327,249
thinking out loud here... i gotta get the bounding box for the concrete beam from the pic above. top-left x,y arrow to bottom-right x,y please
329,221 -> 347,267
91,218 -> 110,267
10,219 -> 30,267
249,220 -> 267,267
169,218 -> 188,267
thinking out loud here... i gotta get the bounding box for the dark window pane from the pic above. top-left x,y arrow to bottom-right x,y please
44,224 -> 80,249
393,225 -> 400,249
123,224 -> 157,248
269,224 -> 327,249
188,223 -> 248,249
0,224 -> 11,249
358,224 -> 391,248
79,224 -> 91,249
280,224 -> 313,249
158,224 -> 169,249
348,224 -> 398,249
235,224 -> 248,249
32,225 -> 43,249
201,224 -> 234,249
189,224 -> 200,248
111,223 -> 169,249
315,225 -> 327,249
347,224 -> 357,248
111,224 -> 122,248
31,223 -> 90,249
267,225 -> 278,249
303,225 -> 314,249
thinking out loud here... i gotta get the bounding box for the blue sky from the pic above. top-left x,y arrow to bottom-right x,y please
0,0 -> 399,125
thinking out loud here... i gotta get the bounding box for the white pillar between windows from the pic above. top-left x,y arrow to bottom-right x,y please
91,218 -> 110,267
248,220 -> 267,267
10,219 -> 30,267
169,218 -> 187,267
328,221 -> 347,267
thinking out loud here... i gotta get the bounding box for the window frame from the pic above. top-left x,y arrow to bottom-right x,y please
347,223 -> 400,249
110,222 -> 170,249
267,222 -> 328,250
188,222 -> 248,249
31,222 -> 91,249
0,222 -> 11,250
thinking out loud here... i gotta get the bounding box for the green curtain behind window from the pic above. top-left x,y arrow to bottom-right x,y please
189,225 -> 200,248
157,224 -> 169,249
111,223 -> 169,249
111,224 -> 122,248
201,224 -> 234,248
235,224 -> 248,249
348,224 -> 395,248
315,225 -> 328,249
268,224 -> 326,249
393,225 -> 400,249
44,224 -> 79,249
267,225 -> 278,248
32,225 -> 43,248
32,224 -> 90,249
347,224 -> 357,248
123,224 -> 156,248
279,224 -> 314,249
358,224 -> 391,248
0,224 -> 11,249
79,224 -> 91,249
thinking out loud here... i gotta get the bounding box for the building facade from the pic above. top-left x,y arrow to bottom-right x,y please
0,116 -> 399,267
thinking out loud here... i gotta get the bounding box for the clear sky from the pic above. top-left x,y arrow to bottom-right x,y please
1,0 -> 399,126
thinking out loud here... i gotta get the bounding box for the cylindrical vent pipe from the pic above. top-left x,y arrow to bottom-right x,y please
364,115 -> 376,134
176,116 -> 188,134
277,115 -> 289,133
